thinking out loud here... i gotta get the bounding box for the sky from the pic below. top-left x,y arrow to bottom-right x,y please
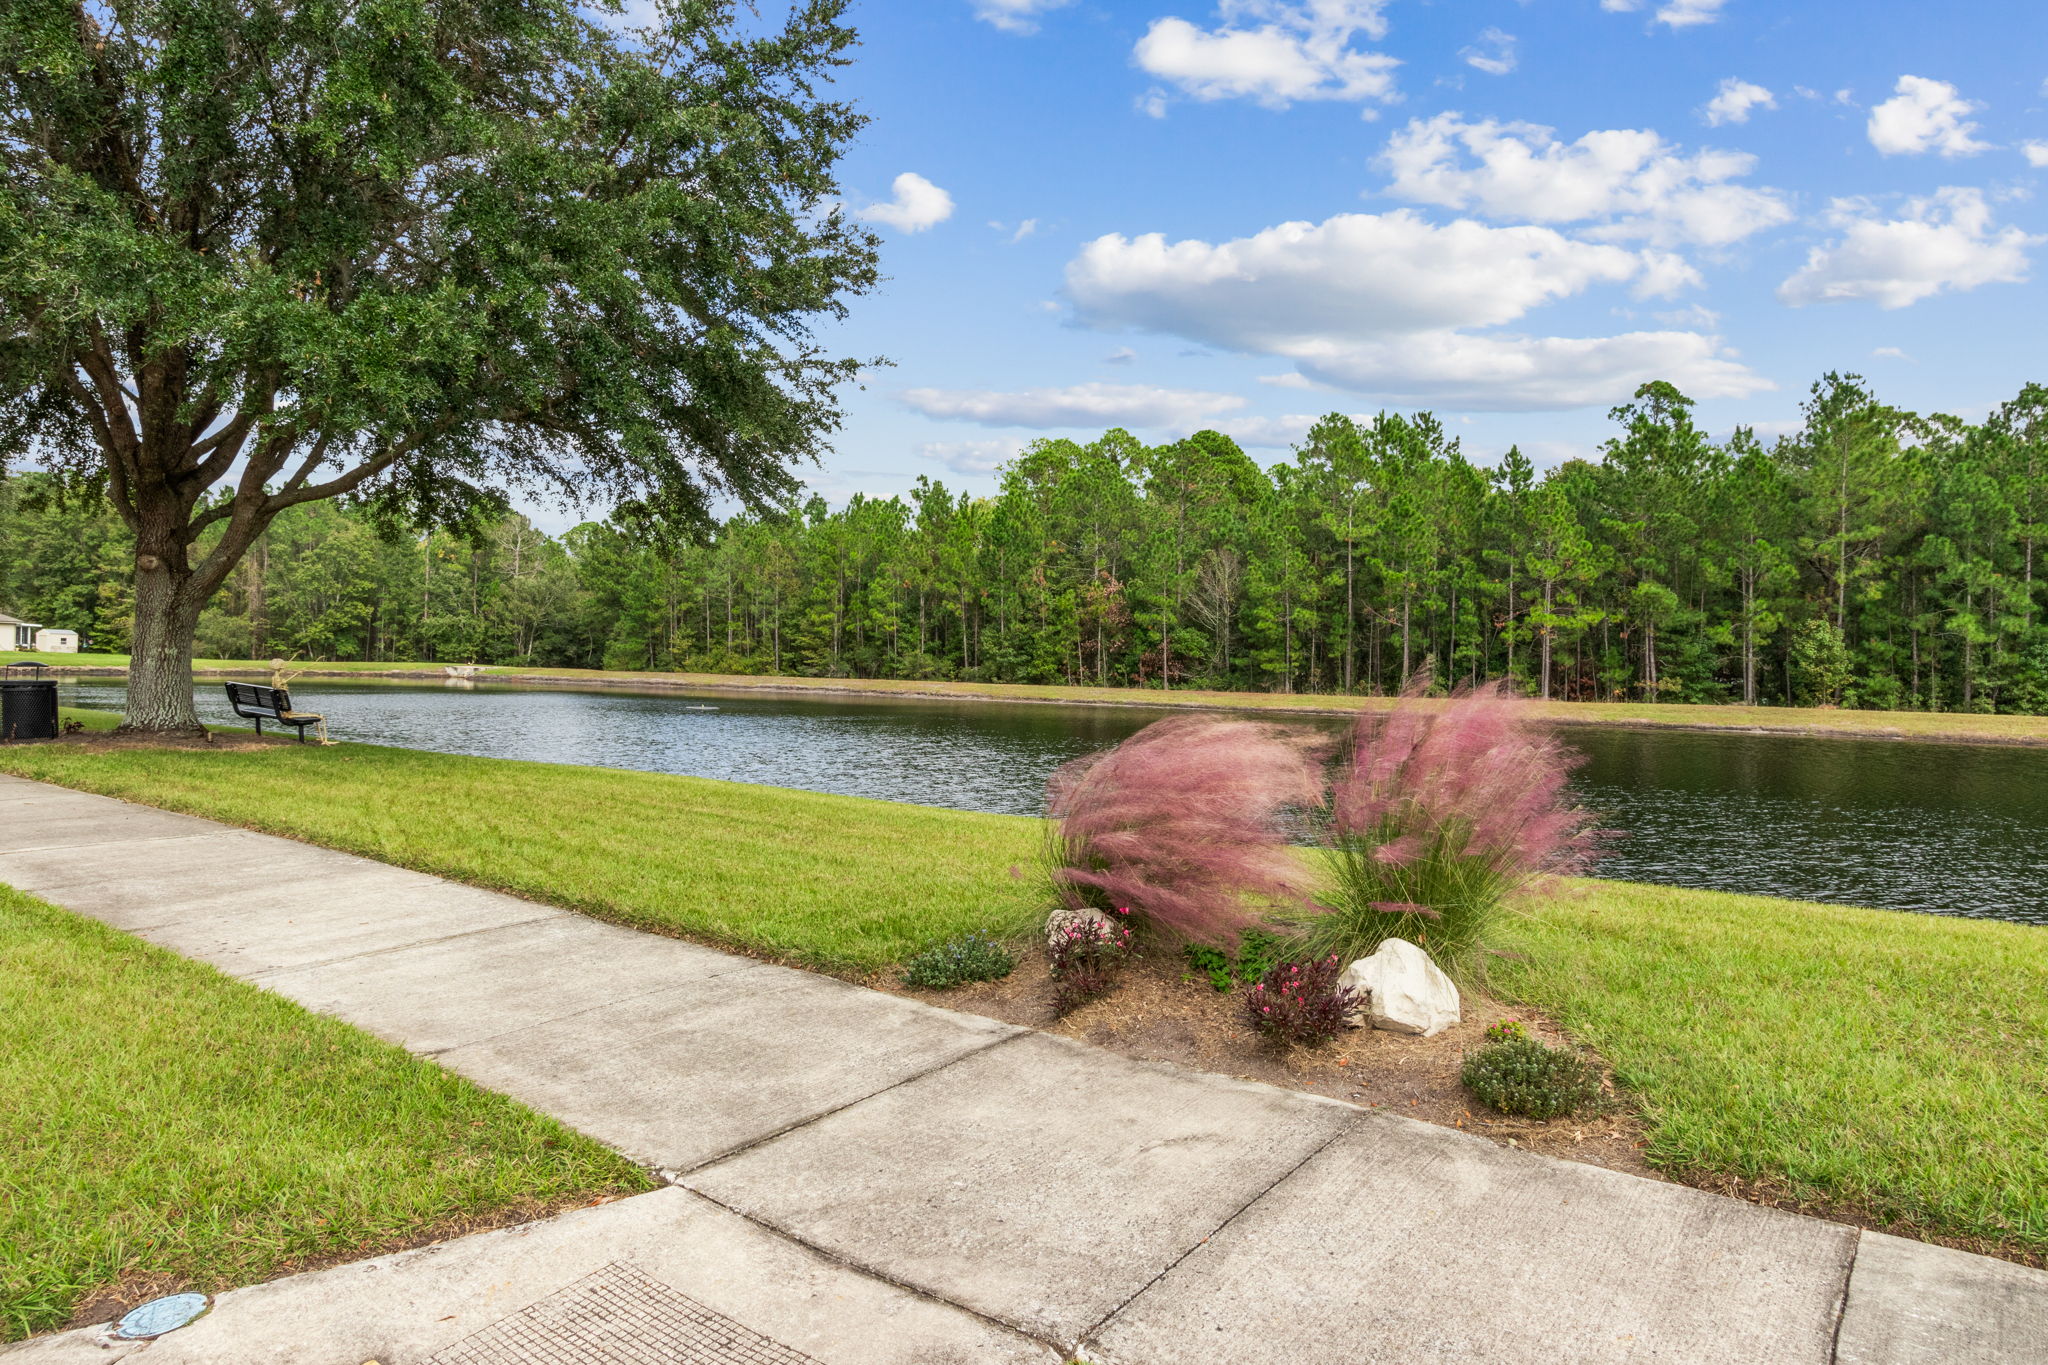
752,0 -> 2048,513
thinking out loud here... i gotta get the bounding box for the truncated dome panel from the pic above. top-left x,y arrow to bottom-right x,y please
427,1261 -> 822,1365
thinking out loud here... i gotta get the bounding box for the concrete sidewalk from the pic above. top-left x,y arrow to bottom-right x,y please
3,772 -> 2043,1363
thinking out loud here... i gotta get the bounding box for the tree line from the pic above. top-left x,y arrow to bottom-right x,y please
6,374 -> 2046,713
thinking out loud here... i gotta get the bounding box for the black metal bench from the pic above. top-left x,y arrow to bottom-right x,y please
223,682 -> 324,742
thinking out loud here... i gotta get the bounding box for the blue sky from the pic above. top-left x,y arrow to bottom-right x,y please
776,0 -> 2048,507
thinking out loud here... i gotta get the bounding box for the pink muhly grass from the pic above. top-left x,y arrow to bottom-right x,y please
1045,714 -> 1322,947
1299,679 -> 1605,973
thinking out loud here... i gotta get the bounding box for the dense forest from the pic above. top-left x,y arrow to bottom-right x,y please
4,374 -> 2046,712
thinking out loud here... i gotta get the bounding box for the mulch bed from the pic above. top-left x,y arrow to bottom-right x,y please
886,945 -> 1659,1182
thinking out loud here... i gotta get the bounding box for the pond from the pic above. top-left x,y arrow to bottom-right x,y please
58,677 -> 2048,927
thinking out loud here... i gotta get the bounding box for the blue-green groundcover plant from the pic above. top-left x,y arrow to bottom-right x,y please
901,932 -> 1016,989
1460,1033 -> 1604,1119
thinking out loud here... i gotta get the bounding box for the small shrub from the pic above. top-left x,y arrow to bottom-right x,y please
1242,954 -> 1357,1049
1295,679 -> 1605,975
1461,1038 -> 1603,1119
1483,1018 -> 1529,1045
1184,929 -> 1287,993
1048,915 -> 1134,1013
901,932 -> 1016,990
1044,715 -> 1320,945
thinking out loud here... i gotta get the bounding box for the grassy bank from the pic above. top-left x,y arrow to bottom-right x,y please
11,649 -> 2048,747
3,723 -> 2042,1262
6,717 -> 1046,973
0,882 -> 651,1341
1491,883 -> 2045,1257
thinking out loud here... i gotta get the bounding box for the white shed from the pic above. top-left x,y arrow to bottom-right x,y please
34,628 -> 79,653
0,613 -> 41,651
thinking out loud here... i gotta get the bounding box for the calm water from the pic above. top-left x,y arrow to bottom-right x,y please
59,678 -> 2048,926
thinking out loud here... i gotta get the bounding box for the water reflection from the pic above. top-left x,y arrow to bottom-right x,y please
57,678 -> 2048,926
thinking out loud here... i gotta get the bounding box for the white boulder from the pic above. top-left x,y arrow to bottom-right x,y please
1044,905 -> 1112,948
1340,938 -> 1461,1037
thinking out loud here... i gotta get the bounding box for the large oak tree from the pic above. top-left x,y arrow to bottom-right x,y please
0,0 -> 879,730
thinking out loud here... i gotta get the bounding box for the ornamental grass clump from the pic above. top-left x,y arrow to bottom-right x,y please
1461,1037 -> 1604,1119
1242,954 -> 1357,1048
1297,680 -> 1603,975
1045,715 -> 1320,947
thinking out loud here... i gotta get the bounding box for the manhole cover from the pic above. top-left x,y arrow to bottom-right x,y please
426,1262 -> 823,1365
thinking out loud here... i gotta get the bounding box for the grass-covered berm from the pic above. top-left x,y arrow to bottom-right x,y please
0,879 -> 651,1340
3,712 -> 2042,1281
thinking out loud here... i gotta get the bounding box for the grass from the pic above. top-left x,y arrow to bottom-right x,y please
0,883 -> 652,1341
10,648 -> 2048,747
5,715 -> 1047,974
1489,882 -> 2048,1259
5,718 -> 2043,1264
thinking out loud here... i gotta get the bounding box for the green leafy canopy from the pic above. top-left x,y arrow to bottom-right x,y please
0,0 -> 880,532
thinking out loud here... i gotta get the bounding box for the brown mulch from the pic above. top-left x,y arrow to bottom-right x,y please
882,946 -> 1660,1182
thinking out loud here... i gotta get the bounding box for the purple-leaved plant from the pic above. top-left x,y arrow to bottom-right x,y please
1045,714 -> 1321,947
1047,913 -> 1135,1013
1242,954 -> 1357,1048
1298,679 -> 1605,973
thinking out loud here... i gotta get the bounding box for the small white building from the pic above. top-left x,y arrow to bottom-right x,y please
0,613 -> 41,651
34,628 -> 79,653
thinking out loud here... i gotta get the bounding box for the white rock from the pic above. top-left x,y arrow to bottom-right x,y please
1339,938 -> 1461,1037
1044,905 -> 1112,948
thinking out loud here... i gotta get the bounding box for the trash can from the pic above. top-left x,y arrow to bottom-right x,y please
0,679 -> 59,740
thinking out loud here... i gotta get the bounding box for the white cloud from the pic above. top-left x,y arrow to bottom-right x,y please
2023,142 -> 2048,169
1461,28 -> 1516,77
1867,76 -> 1991,158
1656,0 -> 1729,25
971,0 -> 1069,34
859,173 -> 955,233
1602,0 -> 1730,28
1778,188 -> 2038,309
1702,78 -> 1775,127
1655,304 -> 1721,328
1871,347 -> 1915,361
1381,114 -> 1793,248
1257,372 -> 1315,388
920,439 -> 1025,474
1287,330 -> 1765,410
899,382 -> 1248,429
1133,0 -> 1399,111
1105,346 -> 1139,364
1068,211 -> 1660,345
1065,210 -> 1764,410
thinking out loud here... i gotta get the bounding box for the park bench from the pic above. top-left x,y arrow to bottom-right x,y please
223,682 -> 323,742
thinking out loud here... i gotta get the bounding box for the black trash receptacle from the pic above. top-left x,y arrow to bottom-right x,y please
0,679 -> 59,740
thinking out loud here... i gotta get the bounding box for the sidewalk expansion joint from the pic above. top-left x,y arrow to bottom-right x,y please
239,910 -> 578,982
1826,1230 -> 1863,1364
0,828 -> 234,857
414,961 -> 796,1058
672,1028 -> 1030,1179
1072,1110 -> 1359,1352
674,1183 -> 1066,1357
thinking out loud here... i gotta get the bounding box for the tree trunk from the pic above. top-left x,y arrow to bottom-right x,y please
120,522 -> 207,735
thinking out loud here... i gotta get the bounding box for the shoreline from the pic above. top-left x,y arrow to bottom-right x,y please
29,658 -> 2048,750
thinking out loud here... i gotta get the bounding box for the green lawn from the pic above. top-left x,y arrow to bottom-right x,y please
4,722 -> 2042,1265
6,716 -> 1047,974
10,648 -> 2048,747
0,883 -> 651,1341
1489,883 -> 2046,1259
